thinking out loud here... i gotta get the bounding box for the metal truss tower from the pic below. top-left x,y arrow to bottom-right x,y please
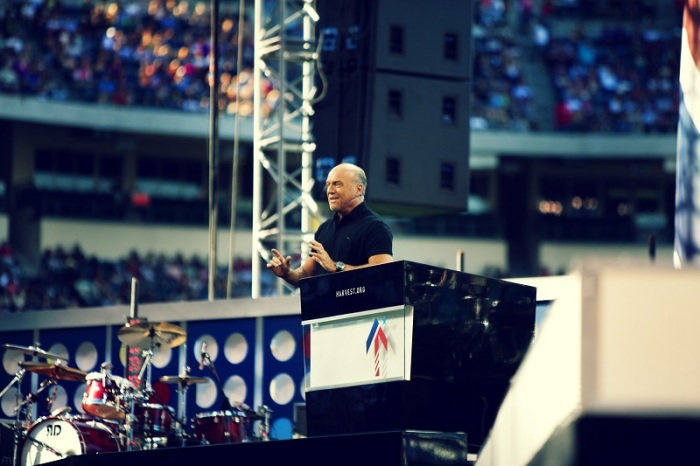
252,0 -> 321,298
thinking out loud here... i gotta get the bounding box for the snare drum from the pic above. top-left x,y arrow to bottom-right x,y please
82,373 -> 124,420
192,410 -> 249,444
21,416 -> 120,466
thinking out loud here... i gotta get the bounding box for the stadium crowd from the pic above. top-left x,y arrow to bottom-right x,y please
0,240 -> 279,312
471,0 -> 681,132
0,0 -> 279,115
546,23 -> 680,133
0,0 -> 684,132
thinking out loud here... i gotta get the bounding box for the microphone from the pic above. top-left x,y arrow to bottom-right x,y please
199,341 -> 207,370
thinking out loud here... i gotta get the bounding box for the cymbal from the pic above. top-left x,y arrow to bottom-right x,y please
2,344 -> 67,362
117,321 -> 187,349
18,361 -> 87,382
159,375 -> 209,387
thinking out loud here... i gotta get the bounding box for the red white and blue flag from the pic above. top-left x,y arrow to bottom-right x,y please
675,0 -> 700,266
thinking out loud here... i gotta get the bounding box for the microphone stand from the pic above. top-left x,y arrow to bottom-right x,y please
200,354 -> 236,442
201,353 -> 230,411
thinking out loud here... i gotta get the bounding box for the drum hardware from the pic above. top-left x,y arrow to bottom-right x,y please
158,375 -> 210,387
1,344 -> 68,363
159,373 -> 209,447
116,320 -> 186,450
256,405 -> 273,441
0,365 -> 27,466
15,378 -> 57,416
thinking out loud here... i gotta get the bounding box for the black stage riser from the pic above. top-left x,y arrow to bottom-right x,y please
51,431 -> 470,466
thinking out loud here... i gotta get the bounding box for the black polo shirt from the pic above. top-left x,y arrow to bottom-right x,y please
313,202 -> 393,275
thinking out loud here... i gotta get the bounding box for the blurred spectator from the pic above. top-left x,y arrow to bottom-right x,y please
543,23 -> 680,133
0,0 -> 684,135
0,0 -> 277,115
0,241 -> 278,312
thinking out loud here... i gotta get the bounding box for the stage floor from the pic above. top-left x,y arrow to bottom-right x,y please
42,430 -> 472,466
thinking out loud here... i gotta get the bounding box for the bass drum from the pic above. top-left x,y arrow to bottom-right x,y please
21,416 -> 120,466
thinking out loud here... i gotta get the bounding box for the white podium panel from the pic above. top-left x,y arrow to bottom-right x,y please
304,305 -> 413,391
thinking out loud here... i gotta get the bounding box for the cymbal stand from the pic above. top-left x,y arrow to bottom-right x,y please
15,378 -> 56,418
137,347 -> 155,397
201,353 -> 231,411
0,367 -> 26,466
12,377 -> 57,466
0,367 -> 26,401
172,378 -> 193,447
120,383 -> 139,451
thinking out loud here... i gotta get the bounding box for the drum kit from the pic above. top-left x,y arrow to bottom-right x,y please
0,321 -> 270,466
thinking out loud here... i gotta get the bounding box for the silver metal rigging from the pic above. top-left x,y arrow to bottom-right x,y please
252,0 -> 322,297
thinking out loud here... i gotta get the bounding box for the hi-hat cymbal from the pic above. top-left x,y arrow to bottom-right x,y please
18,361 -> 87,382
159,375 -> 209,387
117,321 -> 187,349
2,344 -> 68,362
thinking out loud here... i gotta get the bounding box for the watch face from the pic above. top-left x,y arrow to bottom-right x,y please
336,261 -> 345,271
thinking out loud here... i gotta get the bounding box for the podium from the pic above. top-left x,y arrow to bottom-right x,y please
300,261 -> 537,454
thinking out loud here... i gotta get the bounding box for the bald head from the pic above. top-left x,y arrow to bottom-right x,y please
325,163 -> 367,216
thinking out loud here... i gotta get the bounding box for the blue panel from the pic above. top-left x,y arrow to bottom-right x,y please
0,312 -> 306,444
262,315 -> 305,440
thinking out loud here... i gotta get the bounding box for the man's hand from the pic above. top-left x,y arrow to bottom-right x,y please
266,248 -> 292,278
307,239 -> 335,272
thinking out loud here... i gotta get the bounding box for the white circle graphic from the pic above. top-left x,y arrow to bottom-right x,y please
223,375 -> 247,406
224,333 -> 248,364
270,330 -> 295,362
75,342 -> 98,372
49,385 -> 68,411
74,383 -> 87,414
269,373 -> 295,405
195,377 -> 217,409
2,348 -> 25,375
47,343 -> 69,364
1,388 -> 19,417
152,344 -> 173,368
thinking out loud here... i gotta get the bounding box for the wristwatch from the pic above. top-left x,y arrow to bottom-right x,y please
335,261 -> 345,272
